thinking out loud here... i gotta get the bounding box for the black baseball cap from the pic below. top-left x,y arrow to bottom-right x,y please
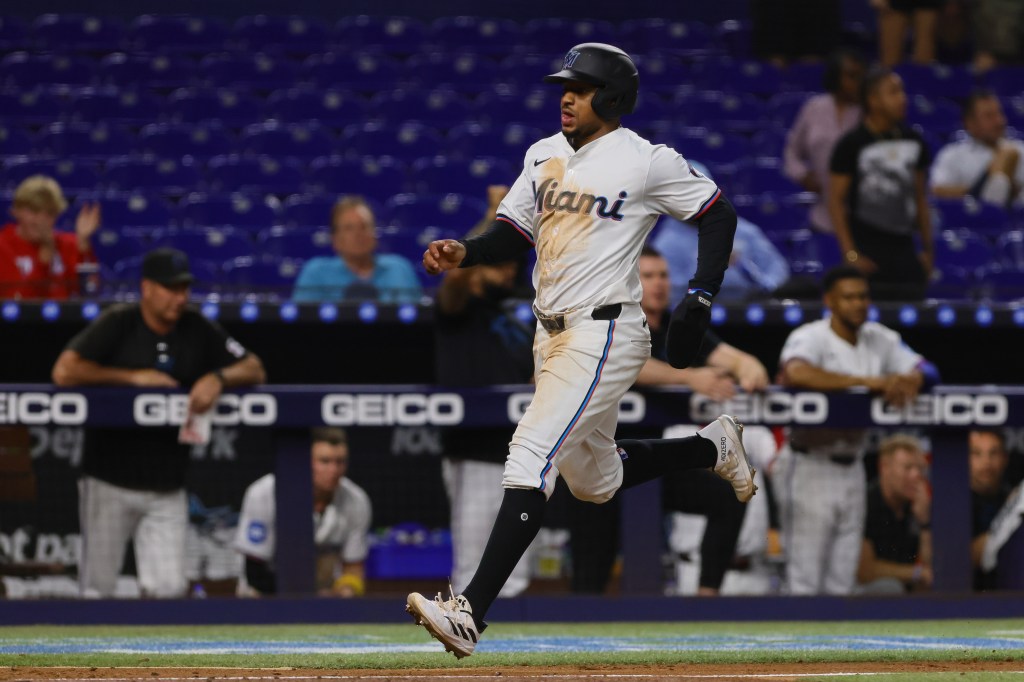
141,247 -> 194,286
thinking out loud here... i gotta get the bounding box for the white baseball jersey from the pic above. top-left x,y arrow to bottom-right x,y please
497,128 -> 720,314
930,136 -> 1024,205
235,474 -> 372,576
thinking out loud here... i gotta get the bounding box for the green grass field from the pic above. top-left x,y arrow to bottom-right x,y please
2,619 -> 1024,669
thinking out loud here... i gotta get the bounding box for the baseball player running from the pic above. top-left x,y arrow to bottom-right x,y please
407,43 -> 753,658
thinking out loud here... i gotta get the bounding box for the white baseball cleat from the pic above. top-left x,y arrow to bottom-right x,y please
699,415 -> 757,502
406,589 -> 480,659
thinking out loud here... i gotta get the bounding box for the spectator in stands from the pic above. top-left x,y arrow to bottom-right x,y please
435,185 -> 537,599
829,66 -> 933,301
931,90 -> 1024,208
292,196 -> 421,303
51,247 -> 266,599
567,245 -> 770,595
857,434 -> 933,593
750,0 -> 841,66
776,265 -> 935,595
782,50 -> 865,233
972,0 -> 1024,72
873,0 -> 941,66
0,175 -> 100,300
969,428 -> 1015,590
652,162 -> 790,304
235,427 -> 371,598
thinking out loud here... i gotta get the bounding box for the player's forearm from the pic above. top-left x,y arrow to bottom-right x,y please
636,357 -> 691,385
706,343 -> 746,376
51,351 -> 139,387
860,556 -> 917,584
782,362 -> 872,391
459,217 -> 533,268
218,354 -> 266,387
688,194 -> 736,295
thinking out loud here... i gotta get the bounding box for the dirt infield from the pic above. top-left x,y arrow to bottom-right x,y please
5,661 -> 1024,681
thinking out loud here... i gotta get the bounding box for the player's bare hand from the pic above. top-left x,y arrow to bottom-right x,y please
734,355 -> 769,392
131,369 -> 178,388
882,374 -> 921,407
685,367 -> 737,402
188,372 -> 223,414
423,239 -> 466,275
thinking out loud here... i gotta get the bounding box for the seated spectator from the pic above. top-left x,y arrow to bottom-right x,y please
969,428 -> 1015,590
873,0 -> 940,66
972,0 -> 1024,72
931,90 -> 1024,208
783,50 -> 865,233
858,434 -> 932,593
235,427 -> 372,598
292,196 -> 421,303
0,175 -> 100,300
652,162 -> 790,304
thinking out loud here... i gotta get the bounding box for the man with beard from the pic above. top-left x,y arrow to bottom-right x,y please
51,247 -> 266,598
828,67 -> 933,300
776,266 -> 936,594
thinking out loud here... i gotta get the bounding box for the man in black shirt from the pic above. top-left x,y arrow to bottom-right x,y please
858,434 -> 932,592
51,247 -> 266,598
828,66 -> 934,301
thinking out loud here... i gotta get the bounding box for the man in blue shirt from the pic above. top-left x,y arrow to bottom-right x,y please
652,162 -> 790,305
292,196 -> 422,303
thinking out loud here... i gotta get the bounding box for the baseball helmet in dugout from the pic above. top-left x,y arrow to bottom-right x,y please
543,43 -> 639,120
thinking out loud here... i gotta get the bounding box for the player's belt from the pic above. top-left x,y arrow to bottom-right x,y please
534,303 -> 622,332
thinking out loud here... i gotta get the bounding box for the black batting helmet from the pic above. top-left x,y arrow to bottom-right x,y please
544,43 -> 639,121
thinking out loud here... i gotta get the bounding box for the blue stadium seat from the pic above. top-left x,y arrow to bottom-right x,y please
229,15 -> 331,55
339,121 -> 445,160
334,15 -> 427,53
984,68 -> 1024,98
927,265 -> 974,300
258,225 -> 333,258
714,19 -> 751,59
178,193 -> 280,230
114,254 -> 220,287
906,95 -> 961,138
222,256 -> 305,292
92,193 -> 175,229
91,229 -> 148,267
766,91 -> 814,128
0,124 -> 33,156
385,193 -> 488,233
427,17 -> 520,55
731,158 -> 805,196
126,15 -> 229,54
630,52 -> 693,94
265,88 -> 368,129
300,51 -> 404,91
694,58 -> 782,98
198,52 -> 299,90
204,155 -> 305,196
732,193 -> 809,233
104,157 -> 202,197
408,157 -> 516,198
36,122 -> 135,160
97,53 -> 195,90
367,88 -> 474,127
406,52 -> 499,91
787,228 -> 842,274
305,156 -> 407,203
0,52 -> 95,88
279,195 -> 338,229
679,91 -> 765,132
2,159 -> 101,194
932,197 -> 1010,236
137,122 -> 236,160
978,265 -> 1024,301
166,87 -> 263,126
628,92 -> 674,127
475,86 -> 558,128
995,230 -> 1024,269
664,126 -> 752,166
67,89 -> 163,125
620,19 -> 717,57
780,63 -> 826,92
0,17 -> 29,50
0,89 -> 66,125
153,227 -> 255,262
445,122 -> 544,164
934,229 -> 994,273
895,63 -> 975,101
497,53 -> 562,88
31,14 -> 125,51
240,121 -> 336,160
522,18 -> 616,53
750,127 -> 788,157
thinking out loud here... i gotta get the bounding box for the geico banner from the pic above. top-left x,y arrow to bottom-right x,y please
690,392 -> 830,424
0,392 -> 87,425
321,393 -> 464,426
871,394 -> 1009,425
133,394 -> 277,426
506,391 -> 646,423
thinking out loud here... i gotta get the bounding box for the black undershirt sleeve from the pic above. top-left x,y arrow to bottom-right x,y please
244,556 -> 277,595
458,217 -> 534,268
687,194 -> 738,296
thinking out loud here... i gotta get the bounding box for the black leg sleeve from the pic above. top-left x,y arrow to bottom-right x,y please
617,437 -> 717,491
461,488 -> 546,623
244,556 -> 277,595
